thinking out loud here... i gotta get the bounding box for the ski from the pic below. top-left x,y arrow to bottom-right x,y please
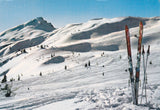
125,25 -> 136,104
135,21 -> 143,105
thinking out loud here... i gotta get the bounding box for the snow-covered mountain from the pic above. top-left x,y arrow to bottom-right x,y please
0,17 -> 55,55
0,16 -> 160,109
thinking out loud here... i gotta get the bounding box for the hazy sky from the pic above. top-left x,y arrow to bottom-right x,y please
0,0 -> 160,32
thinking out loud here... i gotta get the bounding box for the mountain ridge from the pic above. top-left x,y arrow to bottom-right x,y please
1,16 -> 160,56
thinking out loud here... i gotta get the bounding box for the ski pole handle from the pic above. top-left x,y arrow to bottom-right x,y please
142,45 -> 145,55
147,45 -> 150,55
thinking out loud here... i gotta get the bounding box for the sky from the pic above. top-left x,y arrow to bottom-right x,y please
0,0 -> 160,32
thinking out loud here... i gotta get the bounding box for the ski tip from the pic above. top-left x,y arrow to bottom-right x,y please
140,21 -> 143,26
125,25 -> 128,29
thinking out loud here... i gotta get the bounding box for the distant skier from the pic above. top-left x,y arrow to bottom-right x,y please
1,74 -> 7,83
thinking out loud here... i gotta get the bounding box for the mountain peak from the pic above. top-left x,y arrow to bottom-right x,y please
0,17 -> 55,38
25,17 -> 55,32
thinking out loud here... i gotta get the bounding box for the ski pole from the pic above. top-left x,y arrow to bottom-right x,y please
141,45 -> 145,104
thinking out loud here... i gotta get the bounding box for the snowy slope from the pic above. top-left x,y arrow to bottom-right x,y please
0,16 -> 160,110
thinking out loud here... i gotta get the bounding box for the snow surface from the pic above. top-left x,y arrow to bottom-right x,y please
0,16 -> 160,110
